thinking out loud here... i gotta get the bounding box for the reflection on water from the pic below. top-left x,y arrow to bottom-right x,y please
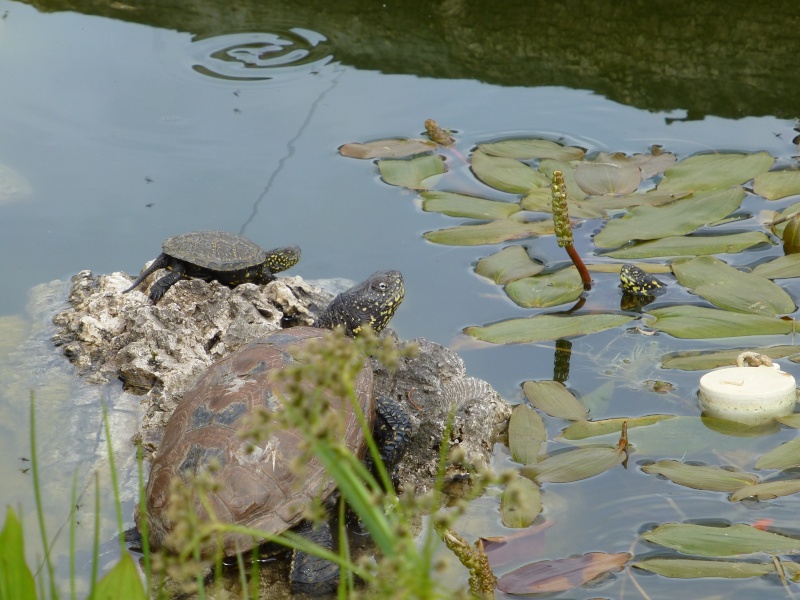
189,29 -> 332,81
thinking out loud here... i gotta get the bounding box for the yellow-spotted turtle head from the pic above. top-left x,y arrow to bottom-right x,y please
313,270 -> 404,336
619,264 -> 667,297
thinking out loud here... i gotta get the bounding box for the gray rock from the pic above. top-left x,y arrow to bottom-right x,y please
52,269 -> 510,493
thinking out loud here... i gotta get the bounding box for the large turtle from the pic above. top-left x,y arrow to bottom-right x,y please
136,270 -> 408,593
124,230 -> 301,302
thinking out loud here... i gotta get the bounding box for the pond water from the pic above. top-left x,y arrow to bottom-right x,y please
1,0 -> 799,597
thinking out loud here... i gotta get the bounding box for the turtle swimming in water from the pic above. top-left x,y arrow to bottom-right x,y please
619,263 -> 667,297
136,270 -> 409,593
124,230 -> 301,302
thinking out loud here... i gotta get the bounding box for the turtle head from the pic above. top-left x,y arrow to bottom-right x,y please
264,244 -> 302,275
315,270 -> 404,336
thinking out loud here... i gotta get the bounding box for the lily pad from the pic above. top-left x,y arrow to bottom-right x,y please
520,446 -> 626,484
753,170 -> 800,200
645,305 -> 795,339
634,557 -> 774,579
538,159 -> 586,200
558,415 -> 676,441
377,155 -> 445,189
606,231 -> 770,259
420,190 -> 521,220
339,138 -> 437,159
730,479 -> 800,502
478,139 -> 585,161
466,313 -> 635,344
574,162 -> 642,196
754,437 -> 800,470
752,254 -> 800,279
471,150 -> 549,193
475,245 -> 544,284
501,476 -> 542,528
522,380 -> 588,421
641,522 -> 800,556
658,152 -> 775,193
672,256 -> 795,316
520,187 -> 606,218
508,404 -> 547,465
661,345 -> 800,371
504,267 -> 584,308
641,460 -> 758,493
588,190 -> 689,212
592,150 -> 677,180
594,186 -> 746,248
424,218 -> 553,246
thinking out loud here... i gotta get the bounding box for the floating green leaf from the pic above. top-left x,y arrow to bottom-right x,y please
574,162 -> 642,195
466,313 -> 635,344
501,476 -> 542,528
520,188 -> 606,218
730,479 -> 800,502
520,446 -> 625,484
641,460 -> 758,492
645,305 -> 795,339
592,151 -> 677,180
471,150 -> 549,193
522,380 -> 588,421
672,256 -> 795,316
752,254 -> 800,279
594,187 -> 745,248
658,152 -> 775,193
478,139 -> 585,161
538,159 -> 586,200
754,170 -> 800,200
504,267 -> 584,308
420,190 -> 521,220
559,415 -> 676,441
634,557 -> 774,579
339,138 -> 437,159
755,437 -> 800,470
377,154 -> 445,189
508,404 -> 547,465
661,345 -> 800,371
424,219 -> 553,246
642,523 -> 800,556
588,190 -> 689,211
475,245 -> 543,284
606,231 -> 770,259
777,414 -> 800,428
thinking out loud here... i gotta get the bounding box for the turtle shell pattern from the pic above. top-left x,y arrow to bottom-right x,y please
142,325 -> 375,555
163,230 -> 268,272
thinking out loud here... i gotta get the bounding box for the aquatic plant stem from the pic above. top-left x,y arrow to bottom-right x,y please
551,170 -> 591,290
29,393 -> 58,600
565,244 -> 592,291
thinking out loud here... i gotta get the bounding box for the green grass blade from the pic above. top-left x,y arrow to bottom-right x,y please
135,444 -> 151,592
29,392 -> 58,600
100,398 -> 126,555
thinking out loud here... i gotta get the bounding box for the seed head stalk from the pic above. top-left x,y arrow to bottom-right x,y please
551,170 -> 591,290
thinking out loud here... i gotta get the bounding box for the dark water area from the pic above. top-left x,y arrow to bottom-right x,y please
1,0 -> 799,597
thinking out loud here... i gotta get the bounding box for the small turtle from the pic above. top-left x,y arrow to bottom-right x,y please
136,270 -> 408,593
619,263 -> 667,297
124,230 -> 301,302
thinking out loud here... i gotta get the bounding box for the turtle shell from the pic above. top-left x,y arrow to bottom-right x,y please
163,230 -> 267,272
140,325 -> 375,555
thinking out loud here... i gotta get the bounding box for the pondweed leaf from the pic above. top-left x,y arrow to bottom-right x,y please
672,256 -> 795,316
594,187 -> 745,248
658,152 -> 775,193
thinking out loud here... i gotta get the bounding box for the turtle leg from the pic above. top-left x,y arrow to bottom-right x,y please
123,253 -> 169,294
366,396 -> 412,479
149,261 -> 186,302
289,520 -> 339,594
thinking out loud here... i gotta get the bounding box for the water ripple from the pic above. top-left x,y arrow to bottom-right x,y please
188,29 -> 332,81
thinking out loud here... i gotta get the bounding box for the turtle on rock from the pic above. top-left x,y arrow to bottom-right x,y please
136,270 -> 409,594
124,230 -> 301,302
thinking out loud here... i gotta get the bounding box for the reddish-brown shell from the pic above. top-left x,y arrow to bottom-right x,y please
139,326 -> 374,555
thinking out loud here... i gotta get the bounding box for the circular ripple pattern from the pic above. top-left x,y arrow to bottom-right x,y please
189,29 -> 332,81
